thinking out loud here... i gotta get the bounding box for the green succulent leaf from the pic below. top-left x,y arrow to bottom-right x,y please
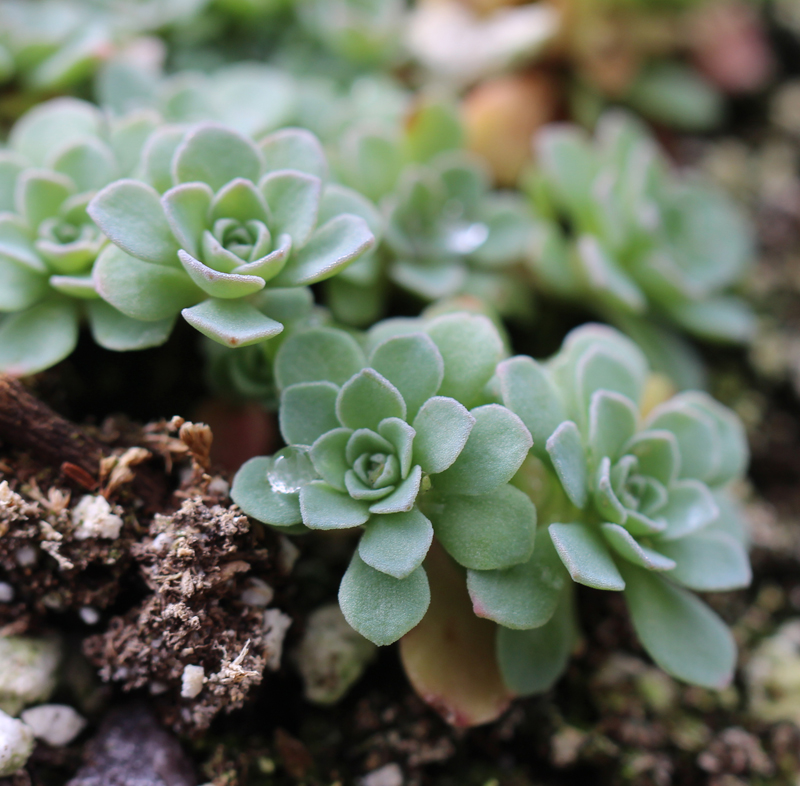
428,484 -> 536,571
369,333 -> 444,420
657,531 -> 751,591
271,213 -> 374,287
258,127 -> 328,180
0,257 -> 47,312
548,522 -> 625,591
162,182 -> 214,258
467,527 -> 567,630
0,298 -> 79,375
89,179 -> 181,266
178,251 -> 266,299
369,465 -> 422,515
336,368 -> 406,432
93,245 -> 204,321
280,381 -> 341,445
623,429 -> 681,486
260,171 -> 321,247
545,421 -> 588,509
231,456 -> 303,528
143,125 -> 187,194
300,480 -> 371,529
426,313 -> 504,408
0,213 -> 43,272
182,298 -> 282,347
600,523 -> 676,572
16,169 -> 73,228
496,584 -> 577,696
339,552 -> 430,646
588,390 -> 638,463
211,177 -> 269,225
411,396 -> 475,475
378,418 -> 415,478
309,428 -> 352,491
49,274 -> 98,300
619,561 -> 736,688
275,327 -> 365,389
51,138 -> 117,193
358,508 -> 434,579
86,301 -> 175,351
656,479 -> 719,541
434,405 -> 532,496
172,124 -> 263,191
497,355 -> 567,462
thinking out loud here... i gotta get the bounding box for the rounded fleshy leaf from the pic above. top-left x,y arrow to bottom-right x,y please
271,214 -> 375,287
142,125 -> 187,193
259,127 -> 328,180
428,484 -> 536,571
274,327 -> 365,390
600,523 -> 676,572
0,153 -> 25,212
50,138 -> 117,193
16,169 -> 73,228
588,390 -> 638,462
89,179 -> 181,266
49,274 -> 99,300
656,479 -> 719,541
369,465 -> 422,515
300,480 -> 370,530
656,531 -> 751,591
369,333 -> 444,419
433,404 -> 532,496
545,421 -> 588,509
339,552 -> 430,646
178,250 -> 265,299
280,381 -> 340,446
172,124 -> 263,191
497,355 -> 567,462
87,301 -> 175,351
467,527 -> 567,630
378,418 -> 415,478
0,214 -> 42,272
336,368 -> 406,432
623,429 -> 681,487
496,584 -> 577,696
211,177 -> 269,225
619,561 -> 736,689
182,298 -> 283,347
359,508 -> 433,579
0,298 -> 79,375
426,313 -> 504,408
94,245 -> 204,321
309,428 -> 352,491
162,182 -> 214,259
260,170 -> 321,247
412,396 -> 475,476
548,522 -> 625,591
231,456 -> 303,528
0,258 -> 47,312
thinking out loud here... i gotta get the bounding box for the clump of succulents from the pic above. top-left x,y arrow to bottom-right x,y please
0,98 -> 168,375
489,323 -> 751,692
88,123 -> 376,348
526,111 -> 754,380
232,312 -> 536,645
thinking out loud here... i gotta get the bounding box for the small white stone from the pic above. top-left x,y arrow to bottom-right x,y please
79,607 -> 100,625
0,636 -> 61,717
240,578 -> 274,607
151,532 -> 173,553
0,709 -> 34,776
20,704 -> 86,747
72,495 -> 123,540
181,665 -> 205,699
207,477 -> 230,497
262,609 -> 292,671
0,583 -> 13,603
277,536 -> 300,574
361,763 -> 403,786
15,546 -> 37,567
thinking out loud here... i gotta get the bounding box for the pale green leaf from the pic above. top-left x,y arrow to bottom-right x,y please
161,182 -> 214,258
259,127 -> 328,180
412,396 -> 475,475
274,327 -> 365,390
336,368 -> 406,431
545,421 -> 588,509
178,250 -> 265,299
657,531 -> 751,591
231,456 -> 303,528
300,480 -> 370,529
87,300 -> 175,351
601,523 -> 676,572
182,297 -> 283,347
588,390 -> 638,462
359,508 -> 433,579
549,521 -> 625,591
260,171 -> 321,247
280,381 -> 340,445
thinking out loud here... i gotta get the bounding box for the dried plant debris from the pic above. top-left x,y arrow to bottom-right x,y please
83,498 -> 291,732
0,480 -> 136,629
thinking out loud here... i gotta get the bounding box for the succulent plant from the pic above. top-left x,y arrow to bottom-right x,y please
0,98 -> 168,374
88,123 -> 376,348
526,111 -> 754,382
481,323 -> 751,692
232,312 -> 536,646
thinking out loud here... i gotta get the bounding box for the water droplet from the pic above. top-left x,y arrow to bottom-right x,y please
267,446 -> 317,494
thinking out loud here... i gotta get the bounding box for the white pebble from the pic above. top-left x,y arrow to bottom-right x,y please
20,704 -> 86,747
14,546 -> 37,567
72,495 -> 123,540
240,578 -> 274,607
361,763 -> 403,786
263,609 -> 292,671
0,709 -> 34,776
0,583 -> 13,603
181,665 -> 205,699
207,477 -> 229,497
79,607 -> 100,625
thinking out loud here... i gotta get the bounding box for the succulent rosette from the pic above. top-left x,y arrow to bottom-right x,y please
88,123 -> 377,348
477,324 -> 751,693
526,111 -> 755,382
232,313 -> 536,646
0,98 -> 166,374
384,152 -> 534,318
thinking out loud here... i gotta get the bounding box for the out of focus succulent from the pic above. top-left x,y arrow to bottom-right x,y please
88,124 -> 376,348
0,98 -> 166,374
526,111 -> 755,384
